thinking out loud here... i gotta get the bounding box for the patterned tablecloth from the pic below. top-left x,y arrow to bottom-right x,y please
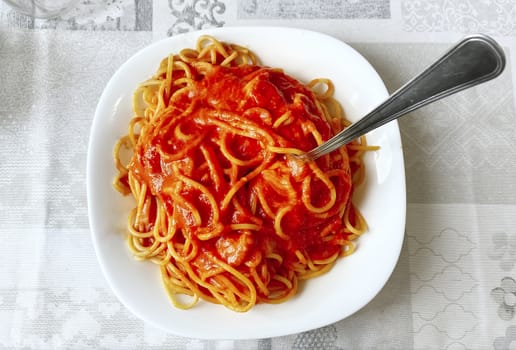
1,1 -> 516,349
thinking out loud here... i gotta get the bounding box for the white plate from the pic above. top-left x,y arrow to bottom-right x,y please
87,26 -> 406,339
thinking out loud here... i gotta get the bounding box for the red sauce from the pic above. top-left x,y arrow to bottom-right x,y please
130,65 -> 352,280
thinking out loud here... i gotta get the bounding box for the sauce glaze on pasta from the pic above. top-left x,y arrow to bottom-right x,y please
113,36 -> 376,312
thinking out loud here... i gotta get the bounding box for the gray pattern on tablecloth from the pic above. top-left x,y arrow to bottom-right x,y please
238,0 -> 391,19
494,325 -> 516,350
0,30 -> 150,230
405,205 -> 478,348
292,325 -> 342,350
0,0 -> 152,31
0,4 -> 34,27
403,204 -> 516,349
166,0 -> 226,36
489,232 -> 516,271
5,287 -> 144,348
491,277 -> 516,321
352,43 -> 516,204
401,0 -> 516,36
257,338 -> 272,350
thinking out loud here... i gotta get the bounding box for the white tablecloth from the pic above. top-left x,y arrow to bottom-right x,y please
1,0 -> 515,348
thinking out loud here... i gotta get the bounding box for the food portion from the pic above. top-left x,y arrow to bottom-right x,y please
113,36 -> 376,312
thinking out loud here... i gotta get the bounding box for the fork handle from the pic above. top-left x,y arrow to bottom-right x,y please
304,34 -> 506,160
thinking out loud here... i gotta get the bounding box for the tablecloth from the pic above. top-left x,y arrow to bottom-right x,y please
1,0 -> 515,349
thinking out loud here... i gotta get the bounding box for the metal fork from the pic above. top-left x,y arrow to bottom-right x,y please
301,34 -> 506,161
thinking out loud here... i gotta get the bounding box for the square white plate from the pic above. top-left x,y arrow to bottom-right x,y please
87,26 -> 406,339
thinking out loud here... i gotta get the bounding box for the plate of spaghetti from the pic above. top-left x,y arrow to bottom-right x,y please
87,26 -> 406,339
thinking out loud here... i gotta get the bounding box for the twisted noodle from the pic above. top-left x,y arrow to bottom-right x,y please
113,36 -> 377,312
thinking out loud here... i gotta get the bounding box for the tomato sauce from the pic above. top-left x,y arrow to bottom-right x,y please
130,65 -> 352,276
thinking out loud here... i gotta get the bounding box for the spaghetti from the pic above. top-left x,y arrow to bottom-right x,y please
113,35 -> 377,312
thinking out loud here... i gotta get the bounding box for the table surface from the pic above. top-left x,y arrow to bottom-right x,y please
1,1 -> 516,349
